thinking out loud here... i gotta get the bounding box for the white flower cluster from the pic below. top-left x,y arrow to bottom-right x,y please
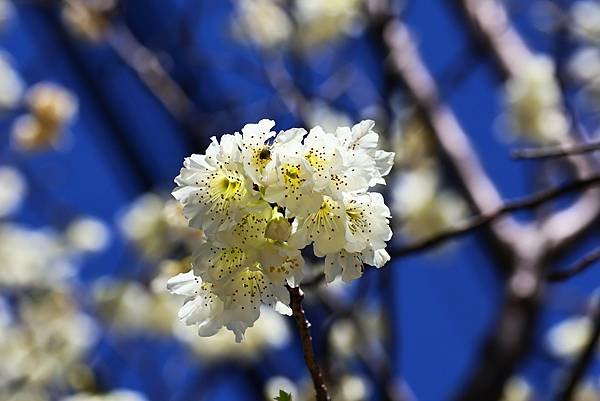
504,55 -> 568,143
233,0 -> 364,48
168,119 -> 394,341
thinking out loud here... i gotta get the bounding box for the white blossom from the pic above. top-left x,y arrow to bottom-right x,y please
60,389 -> 147,401
65,217 -> 110,253
169,119 -> 393,341
0,166 -> 26,218
504,55 -> 568,143
546,315 -> 595,359
0,52 -> 23,110
571,1 -> 600,43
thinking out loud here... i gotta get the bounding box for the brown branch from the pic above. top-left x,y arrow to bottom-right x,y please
390,174 -> 600,257
513,140 -> 600,160
554,303 -> 600,401
106,23 -> 196,121
366,1 -> 524,252
454,0 -> 600,251
287,286 -> 330,401
455,0 -> 531,77
547,247 -> 600,282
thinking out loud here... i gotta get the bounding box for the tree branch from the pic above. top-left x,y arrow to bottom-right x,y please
547,247 -> 600,282
454,0 -> 600,251
366,1 -> 524,252
287,286 -> 330,401
389,174 -> 600,258
513,140 -> 600,161
554,303 -> 600,401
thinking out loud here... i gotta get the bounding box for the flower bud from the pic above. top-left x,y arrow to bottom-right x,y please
264,209 -> 291,242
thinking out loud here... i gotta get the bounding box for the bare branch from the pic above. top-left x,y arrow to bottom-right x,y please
547,247 -> 600,282
454,0 -> 600,251
107,23 -> 197,121
512,140 -> 600,160
287,286 -> 331,401
554,303 -> 600,401
366,2 -> 524,252
455,0 -> 532,77
390,174 -> 600,258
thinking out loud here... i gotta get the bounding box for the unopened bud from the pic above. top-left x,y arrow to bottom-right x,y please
265,209 -> 291,242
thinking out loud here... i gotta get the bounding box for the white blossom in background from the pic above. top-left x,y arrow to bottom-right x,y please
233,0 -> 292,48
12,82 -> 78,151
92,278 -> 172,333
60,389 -> 148,401
500,377 -> 533,401
119,194 -> 201,259
65,217 -> 111,253
393,168 -> 467,240
546,315 -> 596,358
0,165 -> 26,217
569,47 -> 600,86
0,291 -> 97,397
233,0 -> 364,48
294,0 -> 364,46
172,305 -> 290,361
571,1 -> 600,43
0,52 -> 24,109
264,374 -> 370,401
504,55 -> 568,143
0,224 -> 72,288
168,119 -> 393,341
572,382 -> 600,401
306,100 -> 352,133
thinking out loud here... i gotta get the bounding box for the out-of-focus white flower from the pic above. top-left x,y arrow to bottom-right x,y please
335,375 -> 370,401
12,82 -> 78,151
0,224 -> 72,288
571,1 -> 600,43
569,47 -> 600,83
294,0 -> 364,46
119,194 -> 202,259
501,377 -> 532,401
307,101 -> 352,133
60,389 -> 148,401
173,305 -> 290,361
0,165 -> 26,217
569,47 -> 600,105
504,55 -> 568,143
573,382 -> 600,401
169,119 -> 394,341
233,0 -> 292,48
546,315 -> 594,358
0,291 -> 97,391
65,217 -> 111,253
0,52 -> 24,109
62,0 -> 117,42
92,277 -> 179,334
393,168 -> 467,240
26,82 -> 78,126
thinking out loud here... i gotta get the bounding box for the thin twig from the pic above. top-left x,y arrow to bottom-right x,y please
107,23 -> 196,121
390,174 -> 600,258
287,286 -> 330,401
513,141 -> 600,160
547,247 -> 600,282
554,303 -> 600,401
